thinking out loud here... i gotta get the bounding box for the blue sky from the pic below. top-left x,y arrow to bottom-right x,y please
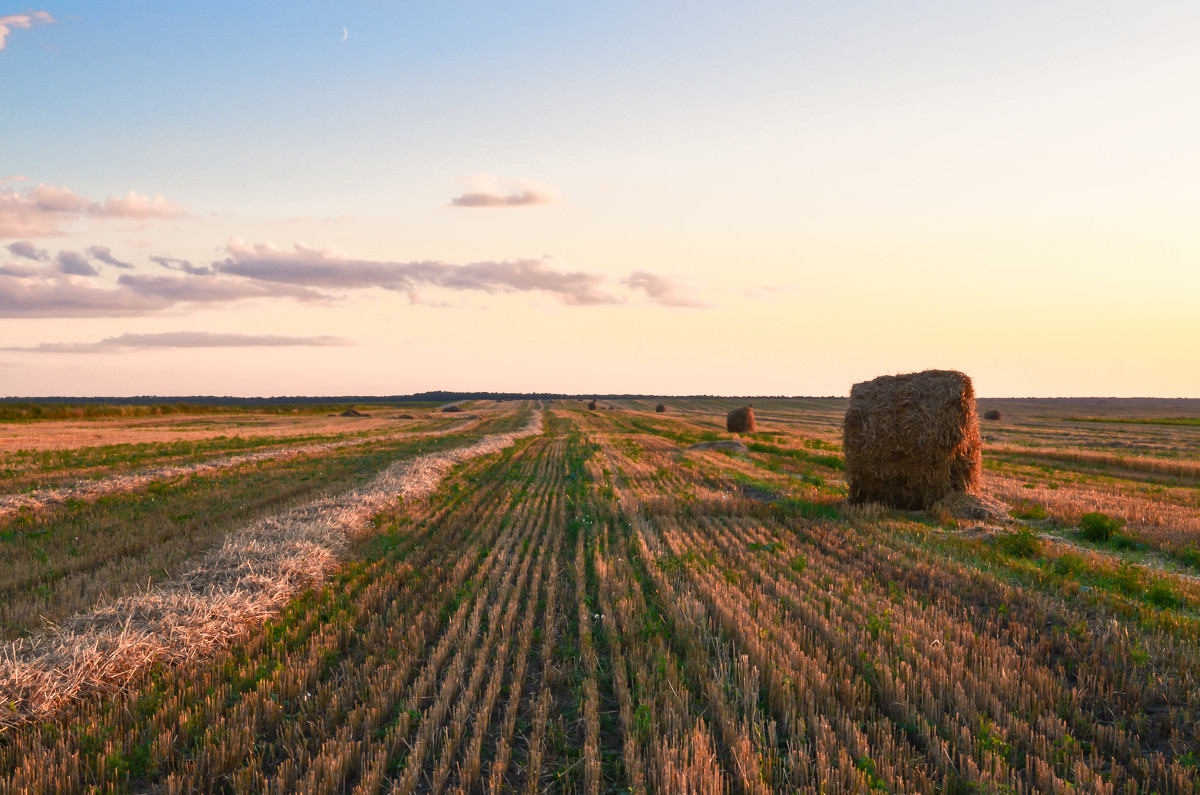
3,2 -> 1199,396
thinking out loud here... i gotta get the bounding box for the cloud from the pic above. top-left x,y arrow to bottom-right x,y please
219,237 -> 617,305
89,191 -> 185,220
116,271 -> 322,304
622,271 -> 711,308
0,11 -> 53,51
449,174 -> 564,208
0,258 -> 323,318
0,275 -> 170,317
0,183 -> 186,238
1,331 -> 352,353
0,262 -> 38,277
0,184 -> 90,237
1,238 -> 704,316
151,255 -> 212,275
6,239 -> 48,260
86,245 -> 133,269
55,250 -> 99,277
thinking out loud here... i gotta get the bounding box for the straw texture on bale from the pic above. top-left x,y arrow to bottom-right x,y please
588,400 -> 597,410
843,369 -> 982,509
655,403 -> 667,413
983,409 -> 1002,420
726,406 -> 756,433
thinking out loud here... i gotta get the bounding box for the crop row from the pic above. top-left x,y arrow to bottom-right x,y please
2,407 -> 1196,793
0,419 -> 518,640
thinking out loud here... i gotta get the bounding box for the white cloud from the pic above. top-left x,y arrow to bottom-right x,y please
0,183 -> 187,238
449,174 -> 564,208
219,238 -> 618,306
2,331 -> 352,353
0,11 -> 53,51
89,191 -> 185,220
622,271 -> 711,308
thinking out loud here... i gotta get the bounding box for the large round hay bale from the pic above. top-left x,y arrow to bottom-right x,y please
843,369 -> 982,509
442,405 -> 463,413
982,409 -> 1002,421
726,406 -> 756,433
588,400 -> 597,410
655,403 -> 666,413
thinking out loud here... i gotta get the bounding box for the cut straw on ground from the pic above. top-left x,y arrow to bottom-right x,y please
0,416 -> 485,522
0,412 -> 542,730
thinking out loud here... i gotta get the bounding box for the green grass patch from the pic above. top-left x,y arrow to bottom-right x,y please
1078,512 -> 1124,543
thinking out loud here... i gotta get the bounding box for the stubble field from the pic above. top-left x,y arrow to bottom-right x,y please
1,397 -> 1199,793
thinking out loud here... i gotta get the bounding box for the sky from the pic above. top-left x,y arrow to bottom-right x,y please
2,2 -> 1199,398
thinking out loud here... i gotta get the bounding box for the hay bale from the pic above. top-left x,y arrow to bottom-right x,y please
442,405 -> 464,413
338,409 -> 369,417
843,369 -> 982,509
655,403 -> 667,413
396,413 -> 415,419
588,400 -> 597,410
982,409 -> 1002,421
726,406 -> 756,433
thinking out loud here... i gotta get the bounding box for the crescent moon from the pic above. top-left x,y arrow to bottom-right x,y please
341,27 -> 348,42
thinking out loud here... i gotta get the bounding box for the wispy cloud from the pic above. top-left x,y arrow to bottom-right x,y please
622,271 -> 711,308
6,240 -> 48,261
115,271 -> 322,304
90,191 -> 185,220
86,245 -> 133,269
151,255 -> 213,275
219,238 -> 617,306
448,174 -> 564,208
1,238 -> 710,316
0,262 -> 38,278
2,331 -> 353,353
0,183 -> 186,238
55,250 -> 99,277
0,256 -> 323,317
0,274 -> 171,317
0,11 -> 53,51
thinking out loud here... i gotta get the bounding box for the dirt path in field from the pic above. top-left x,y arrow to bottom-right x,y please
0,416 -> 488,522
0,411 -> 543,730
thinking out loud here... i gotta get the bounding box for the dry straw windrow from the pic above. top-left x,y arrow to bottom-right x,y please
843,369 -> 982,509
0,411 -> 543,730
0,415 -> 486,522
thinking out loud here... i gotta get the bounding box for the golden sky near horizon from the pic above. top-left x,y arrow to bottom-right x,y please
2,3 -> 1198,397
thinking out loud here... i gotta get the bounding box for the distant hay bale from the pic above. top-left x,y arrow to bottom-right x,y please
442,405 -> 464,413
588,400 -> 597,410
655,403 -> 666,413
396,413 -> 415,419
983,409 -> 1002,420
726,406 -> 756,433
843,369 -> 982,510
338,409 -> 369,417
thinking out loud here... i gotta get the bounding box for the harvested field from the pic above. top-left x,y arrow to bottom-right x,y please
0,409 -> 440,454
2,398 -> 1199,793
0,411 -> 543,729
0,413 -> 485,521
